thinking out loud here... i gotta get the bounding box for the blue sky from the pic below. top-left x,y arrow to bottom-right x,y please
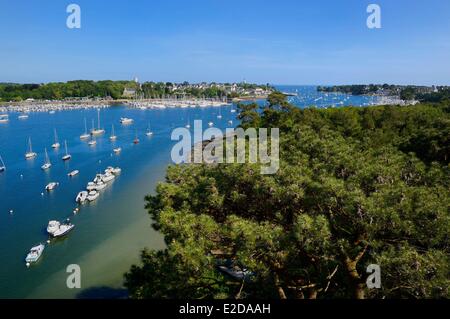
0,0 -> 449,85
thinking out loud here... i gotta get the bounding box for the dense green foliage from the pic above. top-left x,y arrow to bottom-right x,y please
125,94 -> 450,299
0,81 -> 272,102
0,80 -> 138,101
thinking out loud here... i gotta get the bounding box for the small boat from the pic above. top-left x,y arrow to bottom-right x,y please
87,190 -> 99,201
145,122 -> 154,136
68,170 -> 79,177
88,138 -> 97,146
0,114 -> 9,123
110,124 -> 117,141
51,222 -> 75,238
111,167 -> 122,175
62,140 -> 71,161
75,191 -> 88,204
80,118 -> 90,139
91,109 -> 105,135
45,182 -> 59,191
0,155 -> 6,172
47,220 -> 61,234
120,117 -> 134,125
25,244 -> 45,265
18,114 -> 29,120
217,108 -> 222,119
94,181 -> 107,191
41,148 -> 52,170
25,137 -> 37,159
51,129 -> 60,149
133,131 -> 139,144
101,172 -> 115,183
208,121 -> 214,127
49,110 -> 56,114
113,147 -> 122,154
228,120 -> 233,125
86,182 -> 96,191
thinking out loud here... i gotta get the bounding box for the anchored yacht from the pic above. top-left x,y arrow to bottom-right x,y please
25,137 -> 37,159
41,148 -> 51,170
62,140 -> 71,161
87,190 -> 99,201
51,129 -> 60,149
45,182 -> 59,191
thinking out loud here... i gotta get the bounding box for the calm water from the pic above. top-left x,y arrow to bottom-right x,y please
0,86 -> 376,298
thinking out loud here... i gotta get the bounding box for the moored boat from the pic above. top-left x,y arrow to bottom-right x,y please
45,182 -> 59,191
25,244 -> 45,265
75,191 -> 88,204
25,137 -> 37,159
68,170 -> 79,177
87,190 -> 99,201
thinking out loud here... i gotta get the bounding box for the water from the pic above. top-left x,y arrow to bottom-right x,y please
0,104 -> 237,298
276,85 -> 382,108
0,86 -> 375,298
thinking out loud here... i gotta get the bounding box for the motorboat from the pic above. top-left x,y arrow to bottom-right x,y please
93,174 -> 103,183
62,140 -> 71,161
41,148 -> 51,170
208,121 -> 214,127
51,129 -> 60,149
87,190 -> 99,201
86,182 -> 96,191
68,170 -> 79,177
111,167 -> 121,175
18,114 -> 29,120
47,220 -> 61,234
51,222 -> 75,238
0,114 -> 9,123
75,191 -> 88,204
45,182 -> 59,191
113,147 -> 122,154
120,117 -> 134,125
101,172 -> 115,183
25,244 -> 45,264
25,137 -> 37,159
94,181 -> 107,191
146,124 -> 153,136
88,138 -> 97,146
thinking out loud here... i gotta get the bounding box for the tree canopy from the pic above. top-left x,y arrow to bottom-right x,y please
125,93 -> 450,299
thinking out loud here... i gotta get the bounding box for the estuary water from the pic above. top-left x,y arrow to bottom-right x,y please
0,86 -> 378,298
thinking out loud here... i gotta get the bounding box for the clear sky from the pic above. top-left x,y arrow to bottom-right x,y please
0,0 -> 449,85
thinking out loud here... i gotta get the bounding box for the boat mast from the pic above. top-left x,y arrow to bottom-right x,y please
45,148 -> 50,164
84,118 -> 88,134
0,155 -> 5,169
28,137 -> 33,153
54,129 -> 58,144
65,140 -> 68,155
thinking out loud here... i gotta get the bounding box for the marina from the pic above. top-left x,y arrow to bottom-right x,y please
0,86 -> 383,298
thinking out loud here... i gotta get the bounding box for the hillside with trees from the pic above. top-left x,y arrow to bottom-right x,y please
125,93 -> 450,299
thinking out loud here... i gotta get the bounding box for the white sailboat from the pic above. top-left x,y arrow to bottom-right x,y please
91,109 -> 105,135
25,137 -> 37,159
41,148 -> 52,170
80,118 -> 90,139
88,136 -> 97,146
109,124 -> 117,141
51,129 -> 60,149
62,140 -> 71,161
146,123 -> 153,136
217,107 -> 222,119
0,154 -> 6,172
186,117 -> 191,129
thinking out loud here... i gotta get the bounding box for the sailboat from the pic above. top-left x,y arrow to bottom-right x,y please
109,124 -> 117,141
217,107 -> 222,119
80,118 -> 90,140
186,116 -> 191,129
90,109 -> 105,136
133,130 -> 140,144
51,129 -> 60,149
146,123 -> 153,136
62,140 -> 72,161
0,154 -> 6,172
25,137 -> 37,159
41,148 -> 52,170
